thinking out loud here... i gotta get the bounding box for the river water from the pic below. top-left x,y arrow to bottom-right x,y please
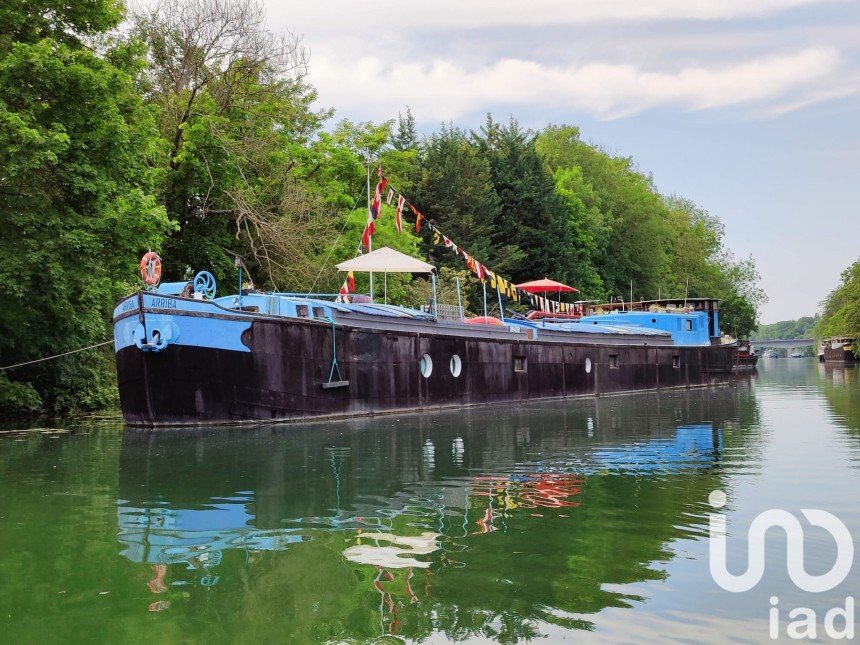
1,358 -> 858,643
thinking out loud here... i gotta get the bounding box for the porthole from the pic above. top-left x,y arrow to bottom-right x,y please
585,357 -> 592,373
420,354 -> 433,378
450,354 -> 462,377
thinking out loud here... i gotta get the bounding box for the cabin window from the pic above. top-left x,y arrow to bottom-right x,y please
609,354 -> 619,369
651,318 -> 657,323
514,356 -> 527,372
313,306 -> 326,319
673,355 -> 681,369
450,354 -> 462,377
585,357 -> 592,373
296,305 -> 309,318
685,319 -> 694,331
420,354 -> 433,378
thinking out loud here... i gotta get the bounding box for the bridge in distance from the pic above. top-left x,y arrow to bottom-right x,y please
752,338 -> 814,349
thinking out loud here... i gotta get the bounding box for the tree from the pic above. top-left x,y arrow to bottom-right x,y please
392,107 -> 417,151
472,117 -> 573,284
816,259 -> 860,354
535,124 -> 674,299
411,126 -> 501,271
0,1 -> 170,413
131,0 -> 338,290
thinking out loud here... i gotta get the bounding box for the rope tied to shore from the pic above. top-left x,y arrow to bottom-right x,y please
0,340 -> 114,371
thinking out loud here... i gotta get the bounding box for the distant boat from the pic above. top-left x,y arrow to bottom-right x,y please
821,337 -> 859,363
790,351 -> 805,358
732,341 -> 759,372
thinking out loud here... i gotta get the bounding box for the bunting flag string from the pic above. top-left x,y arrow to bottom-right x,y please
358,165 -> 571,314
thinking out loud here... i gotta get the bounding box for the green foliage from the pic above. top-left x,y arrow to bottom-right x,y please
752,316 -> 819,341
0,1 -> 171,414
401,267 -> 473,313
0,0 -> 123,46
815,259 -> 860,354
0,0 -> 766,413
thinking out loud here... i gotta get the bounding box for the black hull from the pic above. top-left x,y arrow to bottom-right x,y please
823,346 -> 859,363
117,316 -> 734,426
732,355 -> 759,372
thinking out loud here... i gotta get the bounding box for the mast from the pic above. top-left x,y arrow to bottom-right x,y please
366,159 -> 374,301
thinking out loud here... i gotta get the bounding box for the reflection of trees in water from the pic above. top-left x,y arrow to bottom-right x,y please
819,365 -> 860,437
116,386 -> 761,642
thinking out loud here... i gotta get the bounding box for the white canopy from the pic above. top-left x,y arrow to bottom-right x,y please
336,247 -> 435,274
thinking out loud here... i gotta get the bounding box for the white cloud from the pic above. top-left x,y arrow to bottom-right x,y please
272,0 -> 836,32
309,47 -> 845,121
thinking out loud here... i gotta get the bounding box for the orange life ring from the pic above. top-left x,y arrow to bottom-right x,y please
140,252 -> 162,286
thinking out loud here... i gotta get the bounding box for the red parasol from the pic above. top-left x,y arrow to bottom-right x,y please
515,278 -> 579,294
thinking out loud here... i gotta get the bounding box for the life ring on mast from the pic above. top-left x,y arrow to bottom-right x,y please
140,252 -> 162,286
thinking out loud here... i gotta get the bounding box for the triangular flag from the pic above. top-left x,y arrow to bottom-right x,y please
395,195 -> 405,233
409,204 -> 424,232
386,187 -> 395,205
361,212 -> 374,250
474,260 -> 486,281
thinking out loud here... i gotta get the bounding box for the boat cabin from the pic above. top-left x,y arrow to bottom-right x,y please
579,298 -> 721,347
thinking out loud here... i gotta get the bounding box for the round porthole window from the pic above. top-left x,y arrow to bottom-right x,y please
420,354 -> 433,378
585,357 -> 592,373
450,354 -> 462,377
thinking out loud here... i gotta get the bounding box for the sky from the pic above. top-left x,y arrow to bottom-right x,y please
263,0 -> 860,323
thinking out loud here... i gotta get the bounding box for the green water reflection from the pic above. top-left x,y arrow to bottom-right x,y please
1,385 -> 765,643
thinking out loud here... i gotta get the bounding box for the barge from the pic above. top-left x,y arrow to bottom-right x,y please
821,337 -> 859,363
113,255 -> 734,426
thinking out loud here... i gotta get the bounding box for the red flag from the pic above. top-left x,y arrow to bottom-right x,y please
395,195 -> 405,233
409,203 -> 424,232
361,212 -> 374,250
370,178 -> 387,219
386,187 -> 395,205
347,271 -> 355,292
339,279 -> 351,303
475,260 -> 486,281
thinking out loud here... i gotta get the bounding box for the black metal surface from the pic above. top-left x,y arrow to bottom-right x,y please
116,317 -> 734,426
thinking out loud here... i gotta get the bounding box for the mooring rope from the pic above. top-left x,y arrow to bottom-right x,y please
0,339 -> 114,371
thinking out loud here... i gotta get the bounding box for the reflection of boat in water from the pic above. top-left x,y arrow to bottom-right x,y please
115,389 -> 749,639
117,415 -> 722,569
